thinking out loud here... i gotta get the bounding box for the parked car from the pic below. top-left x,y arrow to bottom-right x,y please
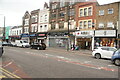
111,49 -> 120,66
15,40 -> 30,48
92,47 -> 117,59
11,42 -> 17,47
30,42 -> 46,50
0,41 -> 4,57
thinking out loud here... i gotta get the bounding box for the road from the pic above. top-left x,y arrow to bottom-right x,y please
0,46 -> 119,79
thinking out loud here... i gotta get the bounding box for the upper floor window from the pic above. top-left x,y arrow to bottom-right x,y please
24,19 -> 29,26
79,21 -> 83,29
88,7 -> 92,16
69,9 -> 75,16
59,21 -> 64,29
51,23 -> 56,30
98,23 -> 104,28
45,15 -> 47,21
60,0 -> 65,7
31,15 -> 38,23
88,20 -> 92,28
84,8 -> 87,16
80,9 -> 83,17
84,21 -> 87,28
107,22 -> 114,28
99,10 -> 104,15
108,8 -> 114,14
69,0 -> 75,5
51,13 -> 56,18
59,12 -> 65,17
52,4 -> 57,9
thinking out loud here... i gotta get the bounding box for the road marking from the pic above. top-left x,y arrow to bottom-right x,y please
0,67 -> 23,79
0,75 -> 6,78
84,61 -> 91,63
3,61 -> 13,68
108,65 -> 115,67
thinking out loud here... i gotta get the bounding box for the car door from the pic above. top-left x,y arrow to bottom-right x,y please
101,47 -> 109,58
107,48 -> 117,59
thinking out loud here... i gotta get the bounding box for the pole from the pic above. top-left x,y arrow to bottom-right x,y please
2,16 -> 5,41
67,4 -> 70,51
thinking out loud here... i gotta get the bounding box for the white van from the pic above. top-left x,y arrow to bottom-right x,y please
15,40 -> 30,48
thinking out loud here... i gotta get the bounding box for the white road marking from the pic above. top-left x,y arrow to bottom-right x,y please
3,62 -> 13,67
84,61 -> 91,63
108,65 -> 115,67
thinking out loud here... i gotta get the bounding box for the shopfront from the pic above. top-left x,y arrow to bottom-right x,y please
21,33 -> 30,42
48,32 -> 69,49
37,32 -> 48,46
9,35 -> 21,42
75,30 -> 94,50
29,33 -> 37,44
95,30 -> 117,48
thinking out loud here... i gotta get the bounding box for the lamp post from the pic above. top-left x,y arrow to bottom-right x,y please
0,14 -> 5,41
3,16 -> 5,41
67,4 -> 70,51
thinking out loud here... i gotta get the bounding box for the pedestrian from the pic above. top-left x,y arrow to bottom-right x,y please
71,43 -> 75,50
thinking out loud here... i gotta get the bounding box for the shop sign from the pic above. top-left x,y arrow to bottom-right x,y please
21,34 -> 29,37
38,34 -> 45,36
75,30 -> 94,37
95,30 -> 116,37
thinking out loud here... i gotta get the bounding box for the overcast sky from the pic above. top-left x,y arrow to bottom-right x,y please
0,0 -> 120,27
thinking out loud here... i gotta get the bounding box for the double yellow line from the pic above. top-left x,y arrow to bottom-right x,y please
0,67 -> 23,80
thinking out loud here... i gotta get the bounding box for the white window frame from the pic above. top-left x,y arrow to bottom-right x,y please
108,8 -> 114,14
107,22 -> 114,28
99,10 -> 104,15
98,23 -> 104,28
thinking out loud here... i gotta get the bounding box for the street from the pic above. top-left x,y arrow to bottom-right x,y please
0,46 -> 119,78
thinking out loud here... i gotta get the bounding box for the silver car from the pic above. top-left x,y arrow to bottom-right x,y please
0,41 -> 3,57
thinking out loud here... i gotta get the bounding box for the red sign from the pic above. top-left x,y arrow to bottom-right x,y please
39,34 -> 45,36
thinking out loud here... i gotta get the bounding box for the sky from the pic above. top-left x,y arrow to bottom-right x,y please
0,0 -> 120,27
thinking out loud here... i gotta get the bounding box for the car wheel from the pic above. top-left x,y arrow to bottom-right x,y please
114,59 -> 120,66
95,53 -> 101,59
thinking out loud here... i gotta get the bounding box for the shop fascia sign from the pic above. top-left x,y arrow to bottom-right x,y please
95,30 -> 116,37
75,30 -> 94,37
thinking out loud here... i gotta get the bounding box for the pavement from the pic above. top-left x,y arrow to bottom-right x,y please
46,47 -> 92,55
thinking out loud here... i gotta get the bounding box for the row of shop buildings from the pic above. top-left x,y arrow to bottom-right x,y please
1,0 -> 120,50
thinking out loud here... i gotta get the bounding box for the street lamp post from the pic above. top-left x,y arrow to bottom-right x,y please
3,16 -> 5,41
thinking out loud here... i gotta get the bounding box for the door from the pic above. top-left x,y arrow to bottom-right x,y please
107,48 -> 117,58
101,48 -> 109,58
